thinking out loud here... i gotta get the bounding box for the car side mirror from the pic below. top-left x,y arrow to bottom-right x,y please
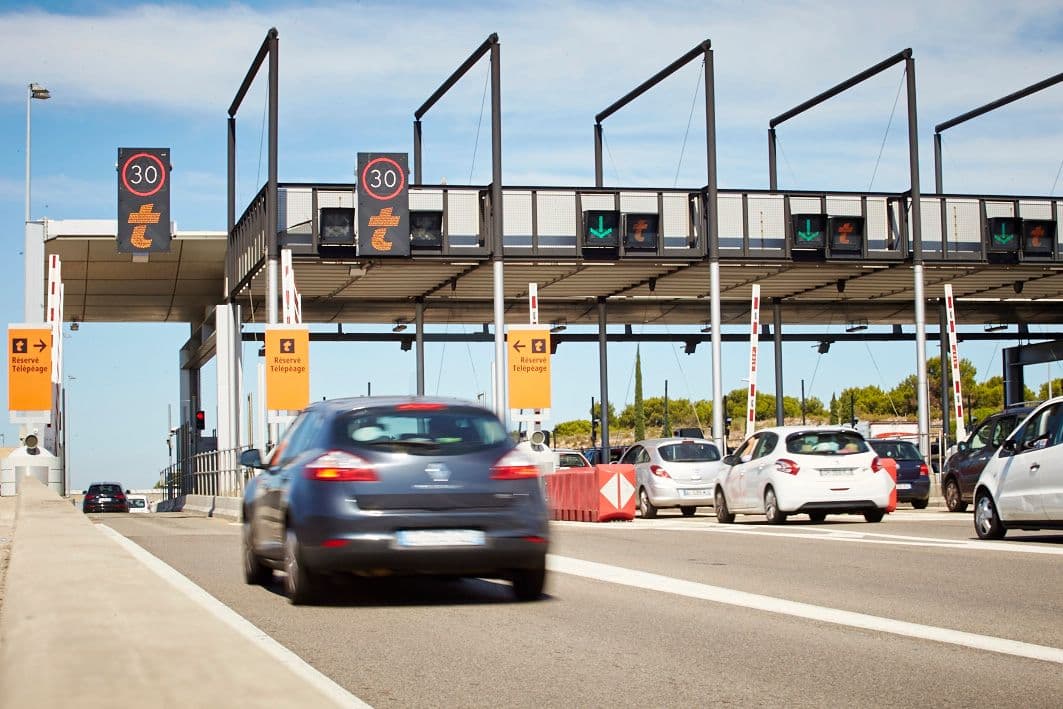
956,441 -> 969,453
239,448 -> 265,469
722,454 -> 736,466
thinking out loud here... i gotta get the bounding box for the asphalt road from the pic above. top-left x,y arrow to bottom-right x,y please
97,509 -> 1063,708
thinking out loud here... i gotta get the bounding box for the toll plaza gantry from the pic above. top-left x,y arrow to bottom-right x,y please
24,29 -> 1063,491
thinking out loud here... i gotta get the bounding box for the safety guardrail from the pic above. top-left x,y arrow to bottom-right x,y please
158,447 -> 254,500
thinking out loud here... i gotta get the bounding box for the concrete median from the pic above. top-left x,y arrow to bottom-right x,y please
0,478 -> 363,708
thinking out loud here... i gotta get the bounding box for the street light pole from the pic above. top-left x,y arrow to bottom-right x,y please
25,83 -> 51,223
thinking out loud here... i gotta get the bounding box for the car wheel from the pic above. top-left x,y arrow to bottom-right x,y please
974,492 -> 1006,540
511,565 -> 546,602
944,478 -> 967,513
863,509 -> 885,523
808,512 -> 827,523
911,498 -> 929,510
680,506 -> 696,517
639,488 -> 658,519
242,521 -> 272,586
284,528 -> 319,605
763,488 -> 787,525
714,488 -> 735,524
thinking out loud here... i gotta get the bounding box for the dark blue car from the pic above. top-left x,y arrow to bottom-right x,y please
868,439 -> 931,509
240,397 -> 549,604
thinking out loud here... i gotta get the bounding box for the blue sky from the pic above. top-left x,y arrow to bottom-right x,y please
2,1 -> 1063,489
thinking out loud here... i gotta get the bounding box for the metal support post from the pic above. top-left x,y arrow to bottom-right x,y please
594,122 -> 603,187
415,299 -> 425,395
773,300 -> 784,425
768,127 -> 778,191
413,119 -> 423,185
597,297 -> 610,459
490,40 -> 506,419
906,55 -> 931,458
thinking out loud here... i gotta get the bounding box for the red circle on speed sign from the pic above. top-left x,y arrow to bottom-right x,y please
359,156 -> 406,201
121,152 -> 167,198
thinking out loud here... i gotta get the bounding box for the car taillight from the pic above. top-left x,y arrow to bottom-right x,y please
85,494 -> 96,501
918,462 -> 929,476
775,459 -> 800,475
490,450 -> 540,480
871,456 -> 883,473
116,493 -> 126,501
649,465 -> 672,478
304,451 -> 378,482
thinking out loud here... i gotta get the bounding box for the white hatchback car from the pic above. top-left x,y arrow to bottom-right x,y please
619,438 -> 724,518
973,396 -> 1063,539
715,426 -> 893,524
126,494 -> 150,513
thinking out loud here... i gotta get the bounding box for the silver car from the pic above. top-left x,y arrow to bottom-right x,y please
619,438 -> 724,518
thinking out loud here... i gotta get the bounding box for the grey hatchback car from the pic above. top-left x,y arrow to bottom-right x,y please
240,397 -> 549,604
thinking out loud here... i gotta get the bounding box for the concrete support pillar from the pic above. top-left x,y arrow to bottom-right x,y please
215,304 -> 242,496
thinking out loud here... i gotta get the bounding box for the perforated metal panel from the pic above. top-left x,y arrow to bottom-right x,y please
409,189 -> 443,210
945,199 -> 981,253
536,191 -> 577,237
866,197 -> 890,251
1019,200 -> 1052,219
825,197 -> 861,216
661,193 -> 690,247
747,195 -> 786,245
503,191 -> 533,248
984,201 -> 1016,218
277,187 -> 312,231
619,192 -> 657,212
580,193 -> 616,211
447,190 -> 481,246
717,194 -> 744,245
789,196 -> 821,214
317,189 -> 355,209
920,198 -> 943,252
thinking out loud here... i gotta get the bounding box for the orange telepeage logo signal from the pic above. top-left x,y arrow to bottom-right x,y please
127,203 -> 162,248
368,207 -> 401,251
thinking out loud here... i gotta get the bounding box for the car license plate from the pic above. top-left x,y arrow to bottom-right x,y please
395,530 -> 485,548
818,469 -> 854,477
681,488 -> 706,497
896,483 -> 911,490
99,497 -> 112,502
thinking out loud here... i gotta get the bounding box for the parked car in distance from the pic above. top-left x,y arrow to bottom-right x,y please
581,446 -> 625,465
973,396 -> 1063,539
941,404 -> 1034,512
555,449 -> 592,469
866,439 -> 930,509
715,427 -> 893,525
619,438 -> 724,518
82,482 -> 129,513
126,494 -> 150,513
240,396 -> 549,605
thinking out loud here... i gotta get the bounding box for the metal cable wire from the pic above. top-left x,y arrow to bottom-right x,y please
1050,157 -> 1063,195
468,64 -> 491,183
868,69 -> 906,192
673,59 -> 705,187
863,340 -> 901,417
433,318 -> 450,395
776,141 -> 800,186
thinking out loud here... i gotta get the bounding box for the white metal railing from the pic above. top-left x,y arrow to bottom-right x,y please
157,447 -> 254,500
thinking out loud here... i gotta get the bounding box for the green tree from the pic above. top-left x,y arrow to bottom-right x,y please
829,393 -> 838,424
1038,378 -> 1063,400
553,419 -> 591,440
633,347 -> 646,440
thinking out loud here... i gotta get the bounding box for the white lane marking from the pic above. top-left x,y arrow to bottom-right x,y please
548,554 -> 1063,665
552,520 -> 1063,556
98,525 -> 372,709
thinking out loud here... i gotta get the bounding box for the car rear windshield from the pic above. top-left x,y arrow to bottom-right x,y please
785,431 -> 868,456
88,484 -> 123,495
659,442 -> 721,462
868,440 -> 922,461
336,406 -> 509,455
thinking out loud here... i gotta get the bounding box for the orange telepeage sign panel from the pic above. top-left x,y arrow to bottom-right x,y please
8,325 -> 53,417
507,325 -> 551,410
265,326 -> 310,411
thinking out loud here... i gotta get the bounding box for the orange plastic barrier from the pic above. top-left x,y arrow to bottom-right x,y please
544,464 -> 636,522
880,457 -> 898,513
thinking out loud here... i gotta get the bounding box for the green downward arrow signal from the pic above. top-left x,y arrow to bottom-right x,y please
797,218 -> 821,242
589,215 -> 613,239
994,225 -> 1014,245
